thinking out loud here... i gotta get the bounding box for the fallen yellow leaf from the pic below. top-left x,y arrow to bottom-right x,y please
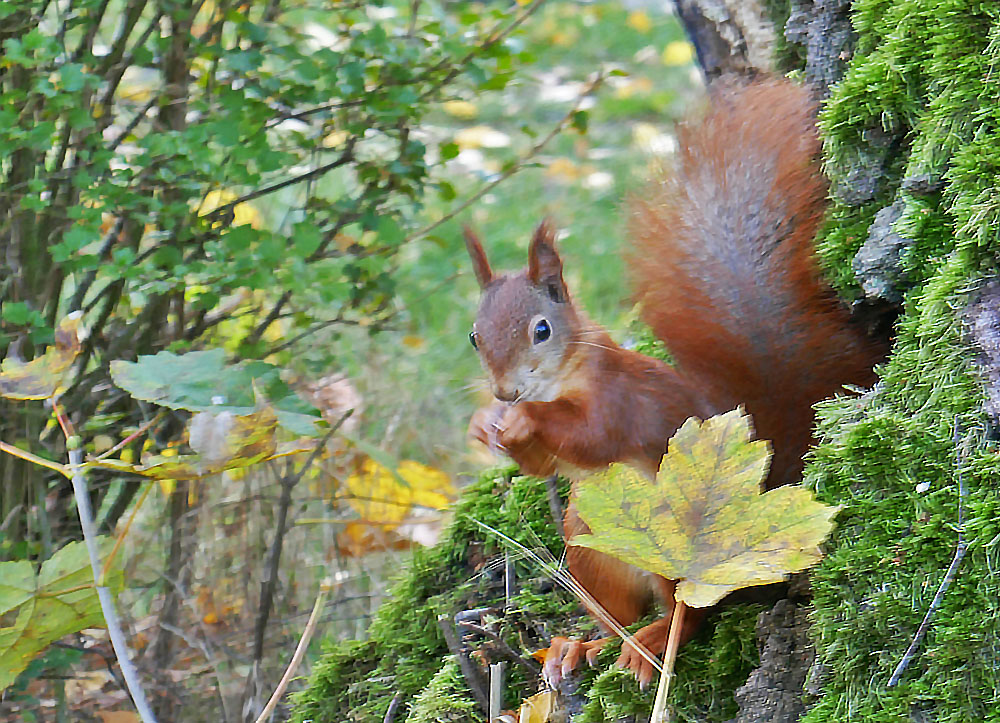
98,712 -> 141,723
442,100 -> 478,119
626,10 -> 653,34
342,458 -> 455,529
519,690 -> 558,723
662,40 -> 695,67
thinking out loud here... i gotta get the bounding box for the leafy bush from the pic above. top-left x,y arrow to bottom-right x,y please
0,0 -> 545,545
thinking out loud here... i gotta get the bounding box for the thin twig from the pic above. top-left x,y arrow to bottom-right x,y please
243,414 -> 351,720
202,141 -> 356,224
0,439 -> 71,477
457,621 -> 540,676
68,445 -> 159,722
489,662 -> 504,722
651,600 -> 687,723
382,692 -> 403,723
438,613 -> 490,714
101,481 -> 155,581
887,424 -> 970,686
94,410 -> 164,461
544,475 -> 565,540
471,518 -> 662,675
252,581 -> 330,723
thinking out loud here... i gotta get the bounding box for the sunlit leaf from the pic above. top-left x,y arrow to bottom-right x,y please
197,189 -> 263,228
0,315 -> 82,400
337,523 -> 414,557
91,406 -> 280,480
571,410 -> 839,608
626,10 -> 652,34
0,539 -> 123,690
441,99 -> 478,119
322,129 -> 349,148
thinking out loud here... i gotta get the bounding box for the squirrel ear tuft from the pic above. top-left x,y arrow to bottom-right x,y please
528,219 -> 567,302
463,226 -> 494,289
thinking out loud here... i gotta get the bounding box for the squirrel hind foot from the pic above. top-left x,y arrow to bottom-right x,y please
542,636 -> 608,688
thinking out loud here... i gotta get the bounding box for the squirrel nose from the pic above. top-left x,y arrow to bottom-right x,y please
494,387 -> 518,403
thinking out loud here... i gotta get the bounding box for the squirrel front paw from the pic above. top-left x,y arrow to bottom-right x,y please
470,402 -> 554,475
468,402 -> 507,453
498,403 -> 536,449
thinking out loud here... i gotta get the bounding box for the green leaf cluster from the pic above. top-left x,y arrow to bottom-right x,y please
0,0 -> 545,543
0,539 -> 123,690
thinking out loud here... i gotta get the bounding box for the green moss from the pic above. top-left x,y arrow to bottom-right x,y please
580,605 -> 763,723
407,658 -> 485,723
291,467 -> 572,723
803,3 -> 1000,719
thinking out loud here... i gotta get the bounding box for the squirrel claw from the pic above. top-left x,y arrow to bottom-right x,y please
542,637 -> 607,688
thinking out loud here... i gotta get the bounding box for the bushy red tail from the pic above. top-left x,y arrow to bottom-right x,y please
629,80 -> 881,486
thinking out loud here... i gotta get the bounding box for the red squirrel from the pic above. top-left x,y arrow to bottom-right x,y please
464,79 -> 883,687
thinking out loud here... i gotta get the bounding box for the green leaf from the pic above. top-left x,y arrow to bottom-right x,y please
0,539 -> 124,691
293,222 -> 322,256
1,302 -> 43,328
437,180 -> 457,201
375,215 -> 405,246
109,349 -> 323,436
571,409 -> 840,608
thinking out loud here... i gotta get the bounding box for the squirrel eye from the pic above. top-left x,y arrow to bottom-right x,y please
469,331 -> 478,350
533,318 -> 551,344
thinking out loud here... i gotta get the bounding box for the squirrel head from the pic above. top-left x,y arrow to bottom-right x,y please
464,220 -> 584,403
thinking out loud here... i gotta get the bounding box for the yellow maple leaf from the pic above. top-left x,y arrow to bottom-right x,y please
571,409 -> 839,608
